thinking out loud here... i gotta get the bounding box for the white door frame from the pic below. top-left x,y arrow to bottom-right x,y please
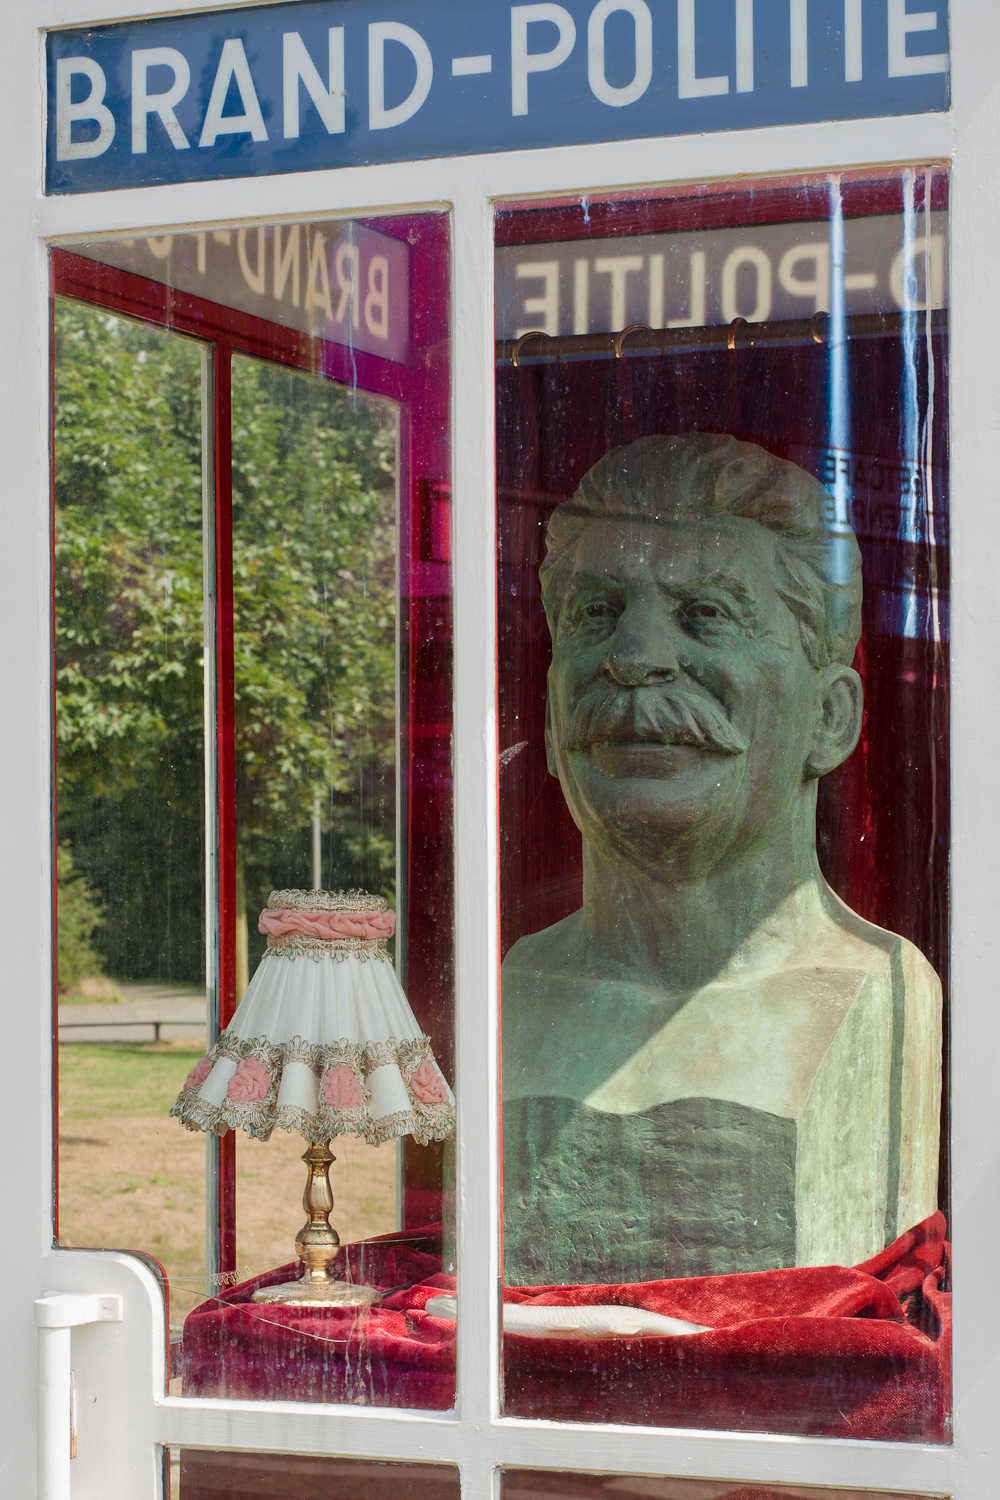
5,0 -> 998,1496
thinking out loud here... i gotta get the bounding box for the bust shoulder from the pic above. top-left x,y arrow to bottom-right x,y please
502,910 -> 588,978
501,910 -> 696,1103
501,886 -> 942,1119
817,884 -> 942,1001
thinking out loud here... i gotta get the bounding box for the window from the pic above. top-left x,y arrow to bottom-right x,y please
53,215 -> 455,1408
497,167 -> 949,1439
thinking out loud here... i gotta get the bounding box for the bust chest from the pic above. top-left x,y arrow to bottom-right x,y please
503,1094 -> 797,1284
502,961 -> 871,1120
501,935 -> 940,1278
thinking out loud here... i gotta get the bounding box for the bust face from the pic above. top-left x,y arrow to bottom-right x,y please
545,511 -> 829,882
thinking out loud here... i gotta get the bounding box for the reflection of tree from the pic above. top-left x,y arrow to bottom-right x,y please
56,845 -> 106,992
54,301 -> 397,985
230,356 -> 397,990
55,301 -> 206,982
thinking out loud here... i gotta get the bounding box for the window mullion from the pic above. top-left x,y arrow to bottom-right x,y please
210,338 -> 237,1280
451,187 -> 503,1460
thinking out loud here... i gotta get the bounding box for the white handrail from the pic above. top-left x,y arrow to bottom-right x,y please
34,1294 -> 122,1500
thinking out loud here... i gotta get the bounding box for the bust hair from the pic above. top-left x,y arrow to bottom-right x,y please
539,433 -> 863,671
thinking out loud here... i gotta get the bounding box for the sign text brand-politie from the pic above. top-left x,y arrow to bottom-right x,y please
48,0 -> 949,195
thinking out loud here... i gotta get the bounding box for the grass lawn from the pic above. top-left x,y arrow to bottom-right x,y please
58,1040 -> 398,1328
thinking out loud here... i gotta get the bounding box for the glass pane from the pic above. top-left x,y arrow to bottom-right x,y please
496,169 -> 949,1439
54,300 -> 208,1321
502,1473 -> 945,1500
53,213 -> 454,1410
229,355 -> 402,1272
169,1452 -> 459,1500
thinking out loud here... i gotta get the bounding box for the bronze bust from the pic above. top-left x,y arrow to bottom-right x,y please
502,434 -> 942,1285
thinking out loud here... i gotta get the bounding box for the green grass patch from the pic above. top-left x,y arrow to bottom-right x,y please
59,1042 -> 205,1119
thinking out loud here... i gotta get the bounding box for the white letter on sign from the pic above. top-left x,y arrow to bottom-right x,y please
677,0 -> 729,97
283,30 -> 345,138
790,0 -> 808,88
511,5 -> 577,116
132,48 -> 191,152
199,39 -> 268,146
56,57 -> 116,160
365,257 -> 390,338
516,261 -> 560,336
588,0 -> 652,108
369,22 -> 433,130
778,243 -> 830,315
307,232 -> 334,323
735,0 -> 754,92
844,0 -> 862,81
335,243 -> 361,326
595,254 -> 643,329
721,246 -> 772,323
887,0 -> 948,76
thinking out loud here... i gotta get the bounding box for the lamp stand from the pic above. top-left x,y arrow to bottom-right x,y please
252,1141 -> 382,1308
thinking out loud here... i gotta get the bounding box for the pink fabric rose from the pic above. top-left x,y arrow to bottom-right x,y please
410,1061 -> 449,1106
259,908 -> 396,941
323,1065 -> 364,1110
225,1058 -> 270,1102
184,1055 -> 212,1091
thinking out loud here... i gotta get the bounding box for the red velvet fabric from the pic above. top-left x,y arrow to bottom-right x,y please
182,1214 -> 949,1440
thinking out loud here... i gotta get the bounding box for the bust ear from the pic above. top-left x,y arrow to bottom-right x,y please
805,664 -> 863,778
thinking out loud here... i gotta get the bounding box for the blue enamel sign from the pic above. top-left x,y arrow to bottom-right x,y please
47,1 -> 949,195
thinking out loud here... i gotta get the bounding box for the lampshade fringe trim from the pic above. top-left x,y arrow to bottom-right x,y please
169,1029 -> 455,1146
172,1096 -> 453,1146
261,936 -> 392,961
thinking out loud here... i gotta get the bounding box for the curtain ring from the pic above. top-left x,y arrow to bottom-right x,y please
810,312 -> 828,345
727,317 -> 749,352
424,339 -> 449,368
512,330 -> 548,368
614,323 -> 651,358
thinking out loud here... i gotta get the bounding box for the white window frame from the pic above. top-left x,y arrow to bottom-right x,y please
5,0 -> 998,1495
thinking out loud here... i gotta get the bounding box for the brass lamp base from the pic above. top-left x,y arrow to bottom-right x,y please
252,1278 -> 381,1308
250,1140 -> 381,1311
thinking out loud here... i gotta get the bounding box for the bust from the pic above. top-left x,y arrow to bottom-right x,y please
502,434 -> 941,1286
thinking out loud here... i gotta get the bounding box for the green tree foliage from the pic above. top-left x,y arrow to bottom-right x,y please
55,303 -> 205,807
54,299 -> 396,983
230,355 -> 397,962
56,844 -> 106,992
55,303 -> 205,981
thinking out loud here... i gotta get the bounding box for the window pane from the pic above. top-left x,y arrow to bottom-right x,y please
170,1452 -> 459,1500
53,213 -> 454,1410
496,169 -> 949,1438
54,300 -> 208,1319
229,355 -> 402,1270
501,1472 -> 945,1500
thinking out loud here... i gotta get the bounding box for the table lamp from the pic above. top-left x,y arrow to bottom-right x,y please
170,888 -> 455,1308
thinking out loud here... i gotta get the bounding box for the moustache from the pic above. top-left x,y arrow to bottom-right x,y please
561,684 -> 748,758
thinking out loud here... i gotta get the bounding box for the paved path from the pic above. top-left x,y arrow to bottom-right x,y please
58,983 -> 207,1045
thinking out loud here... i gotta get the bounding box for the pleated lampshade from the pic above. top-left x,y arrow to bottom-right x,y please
170,889 -> 455,1147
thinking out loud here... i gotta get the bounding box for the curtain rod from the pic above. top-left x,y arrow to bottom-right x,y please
497,309 -> 947,366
